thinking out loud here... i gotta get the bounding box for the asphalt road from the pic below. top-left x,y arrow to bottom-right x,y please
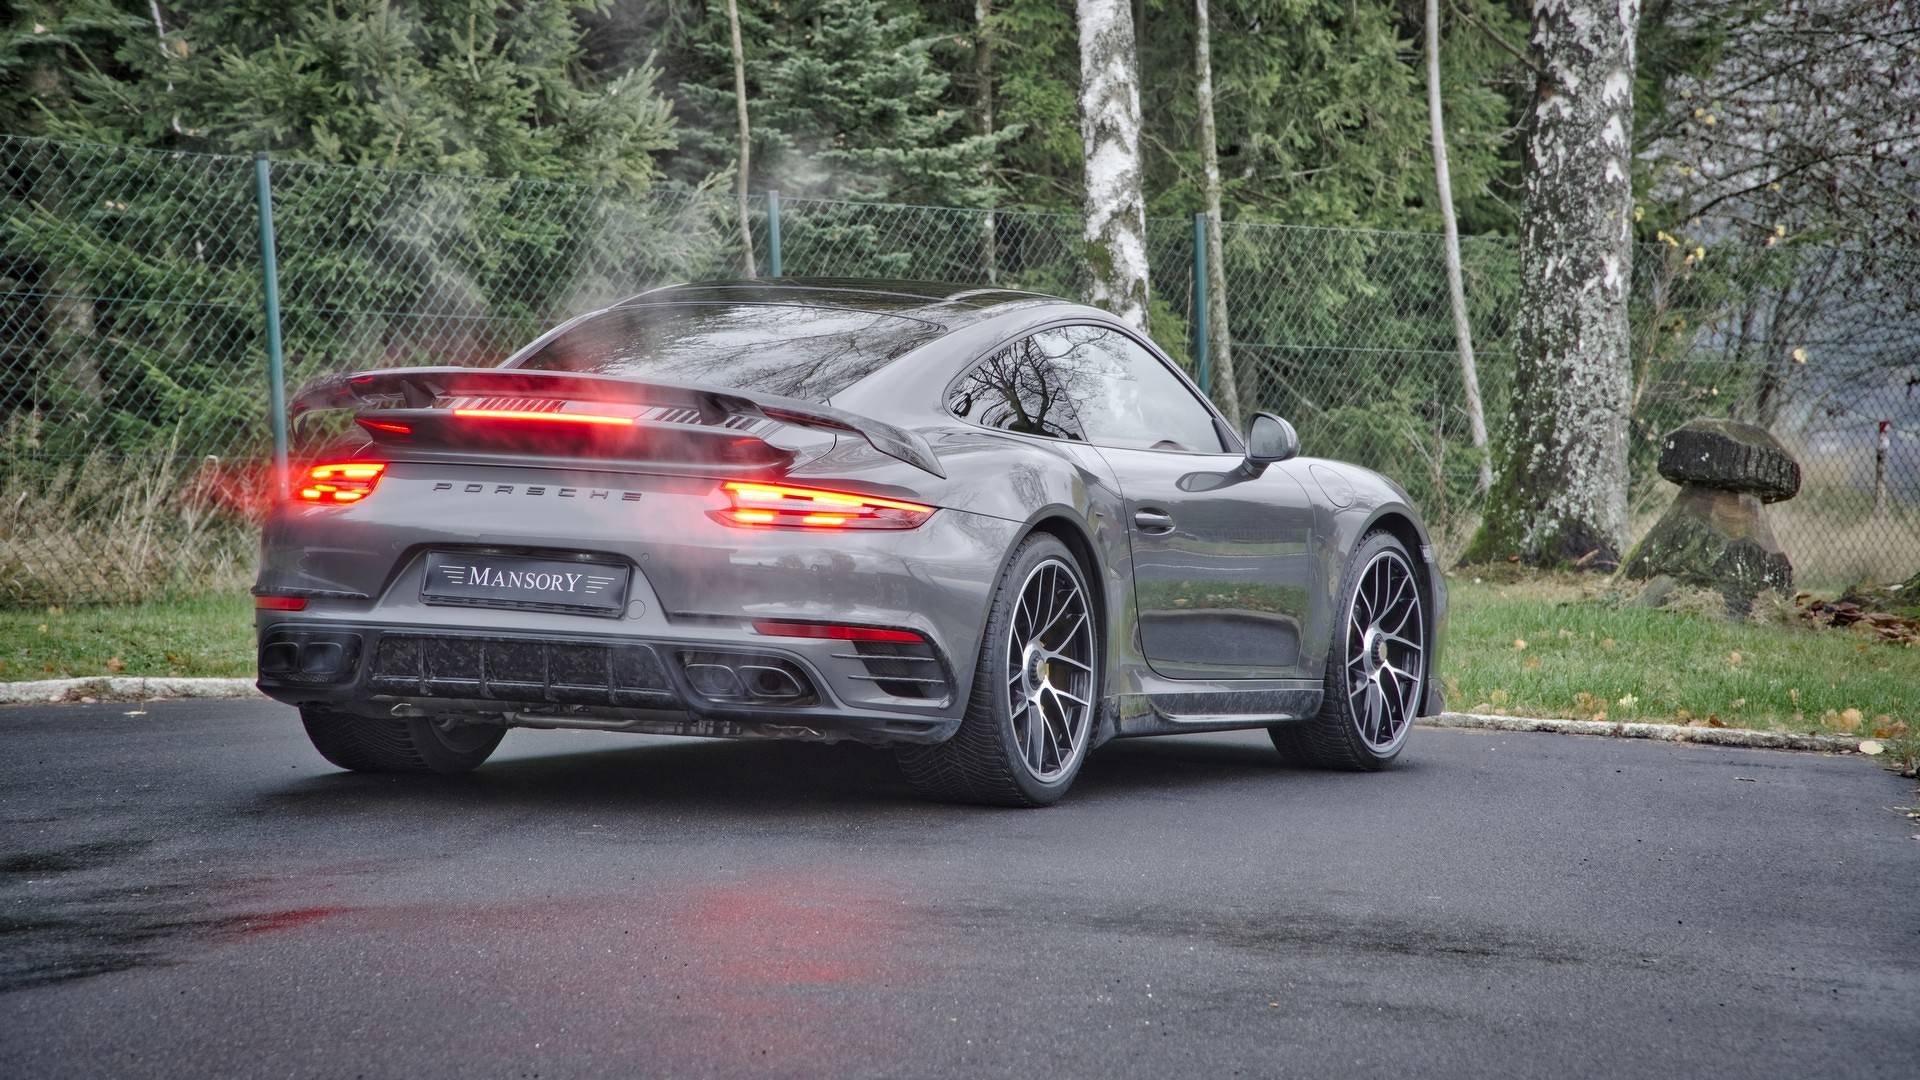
1,701 -> 1914,1079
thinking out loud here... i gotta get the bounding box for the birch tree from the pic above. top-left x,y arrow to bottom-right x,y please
725,0 -> 755,277
1075,0 -> 1150,332
1426,0 -> 1490,494
975,0 -> 998,283
1464,0 -> 1639,568
1193,0 -> 1240,427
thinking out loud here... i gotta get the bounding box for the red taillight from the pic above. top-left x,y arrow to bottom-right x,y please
356,418 -> 412,435
254,595 -> 309,611
452,407 -> 636,427
294,462 -> 387,504
752,620 -> 924,643
714,481 -> 934,530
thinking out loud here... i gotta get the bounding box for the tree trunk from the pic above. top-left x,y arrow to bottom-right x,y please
1194,0 -> 1240,427
725,0 -> 755,278
1463,0 -> 1639,569
976,0 -> 998,285
1427,0 -> 1490,495
1074,0 -> 1151,332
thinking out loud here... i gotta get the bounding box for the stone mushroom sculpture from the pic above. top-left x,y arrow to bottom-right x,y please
1622,418 -> 1802,614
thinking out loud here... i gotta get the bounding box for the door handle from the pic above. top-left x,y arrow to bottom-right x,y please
1133,508 -> 1176,534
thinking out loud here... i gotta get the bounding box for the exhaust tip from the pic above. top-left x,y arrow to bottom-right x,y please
677,651 -> 817,706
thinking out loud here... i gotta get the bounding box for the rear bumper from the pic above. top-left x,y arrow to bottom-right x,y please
253,465 -> 1027,743
256,620 -> 963,745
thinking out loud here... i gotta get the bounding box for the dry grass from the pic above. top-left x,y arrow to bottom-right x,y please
1,453 -> 257,607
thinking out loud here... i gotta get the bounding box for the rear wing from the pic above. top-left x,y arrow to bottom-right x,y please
287,366 -> 945,478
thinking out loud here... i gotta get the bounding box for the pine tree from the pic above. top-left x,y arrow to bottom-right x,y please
669,0 -> 1009,208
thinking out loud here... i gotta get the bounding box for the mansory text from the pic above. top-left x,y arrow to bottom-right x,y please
256,280 -> 1445,805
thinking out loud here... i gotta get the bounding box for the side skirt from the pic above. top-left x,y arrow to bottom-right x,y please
1107,685 -> 1323,738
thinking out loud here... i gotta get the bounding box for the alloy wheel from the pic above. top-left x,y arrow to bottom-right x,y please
1005,558 -> 1095,782
1345,549 -> 1425,752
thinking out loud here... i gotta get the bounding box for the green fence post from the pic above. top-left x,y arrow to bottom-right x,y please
1192,212 -> 1210,395
253,152 -> 290,499
766,190 -> 783,278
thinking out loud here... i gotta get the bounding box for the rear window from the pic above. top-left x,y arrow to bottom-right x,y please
510,302 -> 943,401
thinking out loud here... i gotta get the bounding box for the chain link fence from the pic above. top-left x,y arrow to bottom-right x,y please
4,134 -> 1916,604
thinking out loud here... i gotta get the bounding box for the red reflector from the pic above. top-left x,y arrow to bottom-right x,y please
254,595 -> 309,611
752,620 -> 923,643
357,418 -> 412,435
715,481 -> 934,530
293,462 -> 387,504
452,408 -> 635,427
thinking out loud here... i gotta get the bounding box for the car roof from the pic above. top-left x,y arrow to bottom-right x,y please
614,278 -> 1065,329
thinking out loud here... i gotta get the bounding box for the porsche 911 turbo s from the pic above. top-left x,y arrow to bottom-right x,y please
256,279 -> 1445,806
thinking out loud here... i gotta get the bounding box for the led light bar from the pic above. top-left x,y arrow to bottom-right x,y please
714,481 -> 934,530
451,408 -> 636,426
295,461 -> 387,504
752,620 -> 925,643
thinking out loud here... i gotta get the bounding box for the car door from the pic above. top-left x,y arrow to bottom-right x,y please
1031,324 -> 1319,680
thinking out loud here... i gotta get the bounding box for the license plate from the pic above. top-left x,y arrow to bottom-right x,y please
421,552 -> 630,616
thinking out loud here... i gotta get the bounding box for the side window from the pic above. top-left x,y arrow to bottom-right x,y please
945,334 -> 1092,441
1033,325 -> 1226,453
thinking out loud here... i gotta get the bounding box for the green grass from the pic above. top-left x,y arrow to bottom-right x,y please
1443,574 -> 1918,739
0,593 -> 255,680
3,577 -> 1916,756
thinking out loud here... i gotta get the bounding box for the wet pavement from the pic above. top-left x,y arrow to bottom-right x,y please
1,699 -> 1914,1079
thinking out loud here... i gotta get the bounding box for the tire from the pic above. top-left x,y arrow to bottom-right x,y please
300,706 -> 505,774
896,534 -> 1100,807
1270,531 -> 1426,770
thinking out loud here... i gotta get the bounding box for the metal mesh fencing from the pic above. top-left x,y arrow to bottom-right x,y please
1214,223 -> 1920,583
3,133 -> 1915,605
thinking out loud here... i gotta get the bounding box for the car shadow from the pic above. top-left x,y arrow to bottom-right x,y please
252,730 -> 1328,816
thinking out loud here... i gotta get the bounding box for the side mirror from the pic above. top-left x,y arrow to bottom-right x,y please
1243,412 -> 1299,471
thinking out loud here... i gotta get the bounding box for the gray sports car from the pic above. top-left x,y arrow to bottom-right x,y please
256,280 -> 1444,806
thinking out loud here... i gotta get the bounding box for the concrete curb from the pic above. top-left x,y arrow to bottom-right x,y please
1422,711 -> 1866,753
0,676 -> 260,705
0,681 -> 1880,756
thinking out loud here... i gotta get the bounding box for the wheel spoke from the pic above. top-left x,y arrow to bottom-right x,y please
1047,650 -> 1092,674
1047,682 -> 1089,707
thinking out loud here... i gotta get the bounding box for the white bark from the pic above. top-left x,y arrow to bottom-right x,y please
976,0 -> 998,284
1474,0 -> 1638,566
1194,0 -> 1239,427
726,0 -> 755,278
1427,0 -> 1491,494
1075,0 -> 1150,332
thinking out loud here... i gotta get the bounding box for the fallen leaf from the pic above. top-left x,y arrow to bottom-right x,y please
1617,694 -> 1638,708
1858,740 -> 1884,756
1513,638 -> 1528,651
1600,638 -> 1616,650
1841,707 -> 1864,728
1705,714 -> 1726,728
105,657 -> 126,673
1728,697 -> 1745,710
1727,650 -> 1742,667
1523,656 -> 1542,671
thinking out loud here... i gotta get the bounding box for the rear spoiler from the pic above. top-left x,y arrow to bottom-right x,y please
287,366 -> 945,478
